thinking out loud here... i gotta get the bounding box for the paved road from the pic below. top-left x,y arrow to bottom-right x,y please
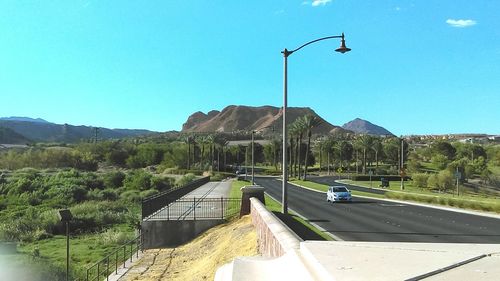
254,177 -> 500,243
308,175 -> 387,195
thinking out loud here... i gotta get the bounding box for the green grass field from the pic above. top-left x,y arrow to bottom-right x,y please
230,179 -> 333,241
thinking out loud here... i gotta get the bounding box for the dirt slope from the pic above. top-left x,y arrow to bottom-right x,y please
120,216 -> 257,281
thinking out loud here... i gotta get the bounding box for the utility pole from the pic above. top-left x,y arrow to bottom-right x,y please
251,130 -> 255,185
400,138 -> 405,190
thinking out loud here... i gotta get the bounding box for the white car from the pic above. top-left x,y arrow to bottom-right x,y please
326,186 -> 352,203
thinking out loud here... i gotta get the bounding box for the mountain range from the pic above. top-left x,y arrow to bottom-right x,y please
0,117 -> 154,144
182,105 -> 393,136
0,108 -> 394,144
182,105 -> 348,135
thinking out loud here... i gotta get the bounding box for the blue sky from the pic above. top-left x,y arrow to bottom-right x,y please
0,0 -> 499,135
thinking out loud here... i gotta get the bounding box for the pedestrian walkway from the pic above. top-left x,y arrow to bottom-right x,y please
146,181 -> 234,221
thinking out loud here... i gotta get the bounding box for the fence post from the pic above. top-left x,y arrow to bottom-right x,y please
193,197 -> 196,220
123,246 -> 126,268
130,243 -> 133,262
86,268 -> 89,281
97,263 -> 100,281
115,251 -> 118,274
106,256 -> 110,281
221,197 -> 224,219
136,237 -> 139,258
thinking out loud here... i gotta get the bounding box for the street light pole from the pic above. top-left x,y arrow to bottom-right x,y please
251,130 -> 255,185
281,33 -> 351,214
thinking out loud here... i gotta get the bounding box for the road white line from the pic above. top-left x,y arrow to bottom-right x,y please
263,191 -> 344,241
281,179 -> 500,220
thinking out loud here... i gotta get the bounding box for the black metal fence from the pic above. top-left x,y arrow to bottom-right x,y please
85,235 -> 142,281
141,176 -> 210,219
146,197 -> 242,220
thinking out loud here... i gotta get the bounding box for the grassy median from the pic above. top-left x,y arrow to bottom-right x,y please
230,179 -> 333,241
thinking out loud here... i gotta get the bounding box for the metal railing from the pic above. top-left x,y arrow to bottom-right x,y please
142,176 -> 210,219
147,197 -> 242,221
85,235 -> 142,281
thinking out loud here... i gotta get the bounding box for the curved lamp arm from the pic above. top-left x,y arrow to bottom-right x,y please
282,33 -> 349,57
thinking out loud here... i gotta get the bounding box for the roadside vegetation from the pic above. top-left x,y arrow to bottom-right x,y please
0,134 -> 241,280
2,124 -> 499,279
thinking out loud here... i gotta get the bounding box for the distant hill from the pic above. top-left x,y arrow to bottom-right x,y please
342,118 -> 394,136
0,117 -> 157,143
0,127 -> 31,144
0,116 -> 50,123
182,105 -> 350,135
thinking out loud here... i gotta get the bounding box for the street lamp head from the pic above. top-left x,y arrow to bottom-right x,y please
335,33 -> 351,54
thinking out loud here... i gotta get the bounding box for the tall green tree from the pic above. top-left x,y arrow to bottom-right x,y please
300,114 -> 322,180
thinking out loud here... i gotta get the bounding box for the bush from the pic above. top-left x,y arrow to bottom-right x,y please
123,170 -> 152,191
69,201 -> 133,233
98,229 -> 134,245
175,173 -> 196,187
412,173 -> 430,188
120,190 -> 141,204
150,176 -> 174,191
0,208 -> 58,242
427,174 -> 439,190
103,171 -> 126,189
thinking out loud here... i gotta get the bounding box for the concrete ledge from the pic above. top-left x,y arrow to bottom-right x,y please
249,197 -> 302,257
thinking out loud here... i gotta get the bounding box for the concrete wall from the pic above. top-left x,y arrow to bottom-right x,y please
142,219 -> 224,249
249,198 -> 302,258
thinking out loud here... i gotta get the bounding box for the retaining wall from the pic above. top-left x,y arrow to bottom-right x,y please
249,198 -> 302,257
141,219 -> 224,249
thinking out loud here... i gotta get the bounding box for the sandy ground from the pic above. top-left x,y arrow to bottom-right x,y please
119,216 -> 258,281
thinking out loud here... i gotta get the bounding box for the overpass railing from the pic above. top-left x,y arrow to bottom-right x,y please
141,176 -> 210,219
146,197 -> 242,221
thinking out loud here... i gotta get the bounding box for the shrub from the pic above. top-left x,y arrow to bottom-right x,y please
150,176 -> 174,191
103,171 -> 126,189
69,201 -> 132,233
120,190 -> 141,204
140,189 -> 159,199
123,170 -> 152,191
412,173 -> 429,188
98,229 -> 134,245
175,173 -> 196,187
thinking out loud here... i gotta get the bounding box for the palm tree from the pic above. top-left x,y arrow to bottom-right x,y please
205,134 -> 215,171
214,134 -> 229,171
322,137 -> 335,175
270,137 -> 281,171
301,114 -> 323,180
355,135 -> 375,174
288,123 -> 298,178
313,136 -> 326,173
184,134 -> 195,170
371,137 -> 383,170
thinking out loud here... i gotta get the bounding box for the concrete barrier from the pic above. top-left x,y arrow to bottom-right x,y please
249,197 -> 302,257
141,219 -> 224,249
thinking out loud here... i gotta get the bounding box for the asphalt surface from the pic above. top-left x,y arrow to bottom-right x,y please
308,175 -> 387,195
254,177 -> 500,243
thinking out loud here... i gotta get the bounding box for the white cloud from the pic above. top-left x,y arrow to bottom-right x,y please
312,0 -> 331,7
446,19 -> 477,28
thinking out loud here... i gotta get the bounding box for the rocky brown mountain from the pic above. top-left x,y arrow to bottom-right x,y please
182,105 -> 350,135
342,118 -> 394,136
